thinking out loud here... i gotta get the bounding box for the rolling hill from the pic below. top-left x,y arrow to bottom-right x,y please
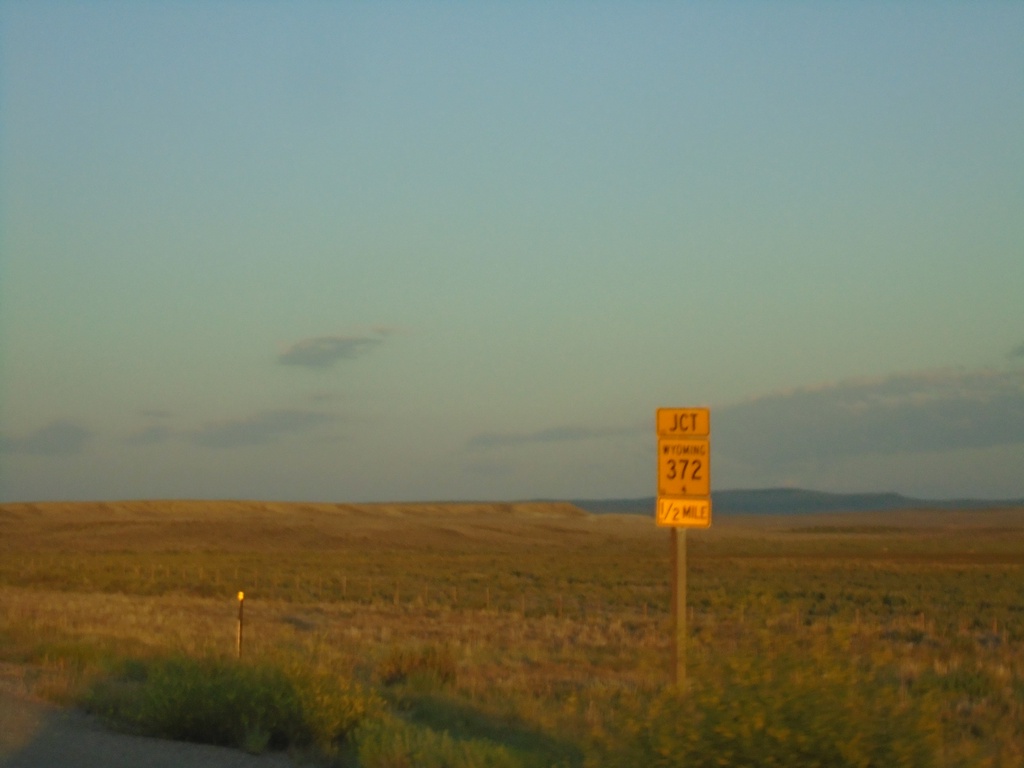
570,488 -> 1024,516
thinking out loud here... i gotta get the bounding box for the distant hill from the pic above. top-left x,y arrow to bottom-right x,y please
570,488 -> 1024,517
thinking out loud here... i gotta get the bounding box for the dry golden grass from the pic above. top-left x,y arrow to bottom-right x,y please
0,500 -> 602,553
6,498 -> 1021,553
2,500 -> 1023,766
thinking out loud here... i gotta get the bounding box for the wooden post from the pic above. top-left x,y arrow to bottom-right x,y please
237,591 -> 245,659
672,529 -> 687,687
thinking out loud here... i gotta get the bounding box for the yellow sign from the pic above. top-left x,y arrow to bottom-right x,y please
656,407 -> 711,528
657,438 -> 710,498
656,498 -> 711,528
656,407 -> 710,438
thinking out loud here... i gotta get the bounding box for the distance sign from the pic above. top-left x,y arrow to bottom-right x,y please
656,498 -> 712,528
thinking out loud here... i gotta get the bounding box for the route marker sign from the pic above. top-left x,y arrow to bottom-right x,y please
657,438 -> 710,498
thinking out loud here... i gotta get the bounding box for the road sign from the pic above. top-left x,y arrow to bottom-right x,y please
657,438 -> 710,498
656,407 -> 710,438
656,498 -> 711,528
656,407 -> 712,687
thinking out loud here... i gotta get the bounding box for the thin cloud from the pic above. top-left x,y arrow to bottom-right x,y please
0,420 -> 94,456
125,425 -> 173,446
278,334 -> 384,369
307,391 -> 343,403
190,409 -> 335,448
714,368 -> 1024,471
468,424 -> 637,450
139,409 -> 173,419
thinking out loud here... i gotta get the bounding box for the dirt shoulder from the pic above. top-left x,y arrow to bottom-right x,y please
0,670 -> 294,768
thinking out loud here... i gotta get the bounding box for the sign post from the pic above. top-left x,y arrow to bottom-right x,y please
671,528 -> 686,686
656,407 -> 711,687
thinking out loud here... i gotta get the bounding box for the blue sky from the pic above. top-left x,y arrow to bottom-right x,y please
2,2 -> 1022,503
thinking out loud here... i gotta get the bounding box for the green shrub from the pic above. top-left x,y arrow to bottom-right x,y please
600,656 -> 943,768
84,655 -> 379,755
292,665 -> 384,753
356,715 -> 524,768
85,656 -> 302,750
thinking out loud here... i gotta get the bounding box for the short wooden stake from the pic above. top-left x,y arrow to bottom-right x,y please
236,591 -> 245,659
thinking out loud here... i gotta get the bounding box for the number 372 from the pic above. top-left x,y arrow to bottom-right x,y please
665,458 -> 702,481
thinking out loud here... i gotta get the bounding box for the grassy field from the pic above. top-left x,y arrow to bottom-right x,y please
1,500 -> 1022,766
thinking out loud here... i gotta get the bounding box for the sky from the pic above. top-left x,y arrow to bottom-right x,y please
1,2 -> 1022,504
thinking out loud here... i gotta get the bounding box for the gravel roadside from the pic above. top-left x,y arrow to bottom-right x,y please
0,673 -> 296,768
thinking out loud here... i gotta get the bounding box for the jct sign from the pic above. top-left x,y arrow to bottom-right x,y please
656,408 -> 710,438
